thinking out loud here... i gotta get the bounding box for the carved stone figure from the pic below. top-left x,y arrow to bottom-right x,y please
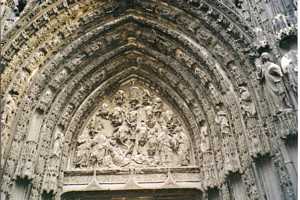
239,86 -> 256,117
200,124 -> 210,152
147,128 -> 159,160
40,88 -> 53,110
153,97 -> 164,118
1,94 -> 16,154
113,122 -> 130,145
90,134 -> 110,167
74,133 -> 92,168
281,50 -> 297,97
108,139 -> 130,167
53,128 -> 64,157
135,120 -> 148,147
113,90 -> 126,106
126,103 -> 139,129
89,115 -> 104,135
257,52 -> 290,114
98,103 -> 110,119
158,127 -> 174,166
215,107 -> 231,136
173,125 -> 190,166
111,106 -> 125,127
0,4 -> 18,36
142,89 -> 151,105
208,83 -> 222,105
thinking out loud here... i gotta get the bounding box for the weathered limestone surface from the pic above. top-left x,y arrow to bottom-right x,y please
0,0 -> 297,199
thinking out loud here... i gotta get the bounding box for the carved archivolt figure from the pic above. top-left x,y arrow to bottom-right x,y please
215,107 -> 230,136
257,52 -> 289,115
281,50 -> 297,98
200,125 -> 210,152
239,86 -> 256,117
53,128 -> 64,157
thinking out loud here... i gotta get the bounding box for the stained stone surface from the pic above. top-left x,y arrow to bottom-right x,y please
0,0 -> 297,200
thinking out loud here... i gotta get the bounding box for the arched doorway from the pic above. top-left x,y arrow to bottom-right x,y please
0,0 -> 297,199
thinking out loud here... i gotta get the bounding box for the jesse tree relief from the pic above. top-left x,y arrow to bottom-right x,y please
73,84 -> 193,168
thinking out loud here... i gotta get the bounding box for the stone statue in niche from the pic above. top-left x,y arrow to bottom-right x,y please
281,50 -> 297,98
73,83 -> 193,168
256,52 -> 290,115
239,86 -> 256,117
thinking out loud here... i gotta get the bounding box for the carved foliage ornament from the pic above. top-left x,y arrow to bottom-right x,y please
73,83 -> 194,169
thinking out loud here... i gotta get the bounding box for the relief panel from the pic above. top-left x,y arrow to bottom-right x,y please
72,82 -> 194,169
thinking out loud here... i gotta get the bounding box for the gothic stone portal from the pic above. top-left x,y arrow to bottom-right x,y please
72,81 -> 194,169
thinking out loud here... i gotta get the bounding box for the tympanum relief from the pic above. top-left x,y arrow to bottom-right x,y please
73,83 -> 193,169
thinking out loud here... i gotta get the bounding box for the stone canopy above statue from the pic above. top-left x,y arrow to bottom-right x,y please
72,82 -> 194,169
